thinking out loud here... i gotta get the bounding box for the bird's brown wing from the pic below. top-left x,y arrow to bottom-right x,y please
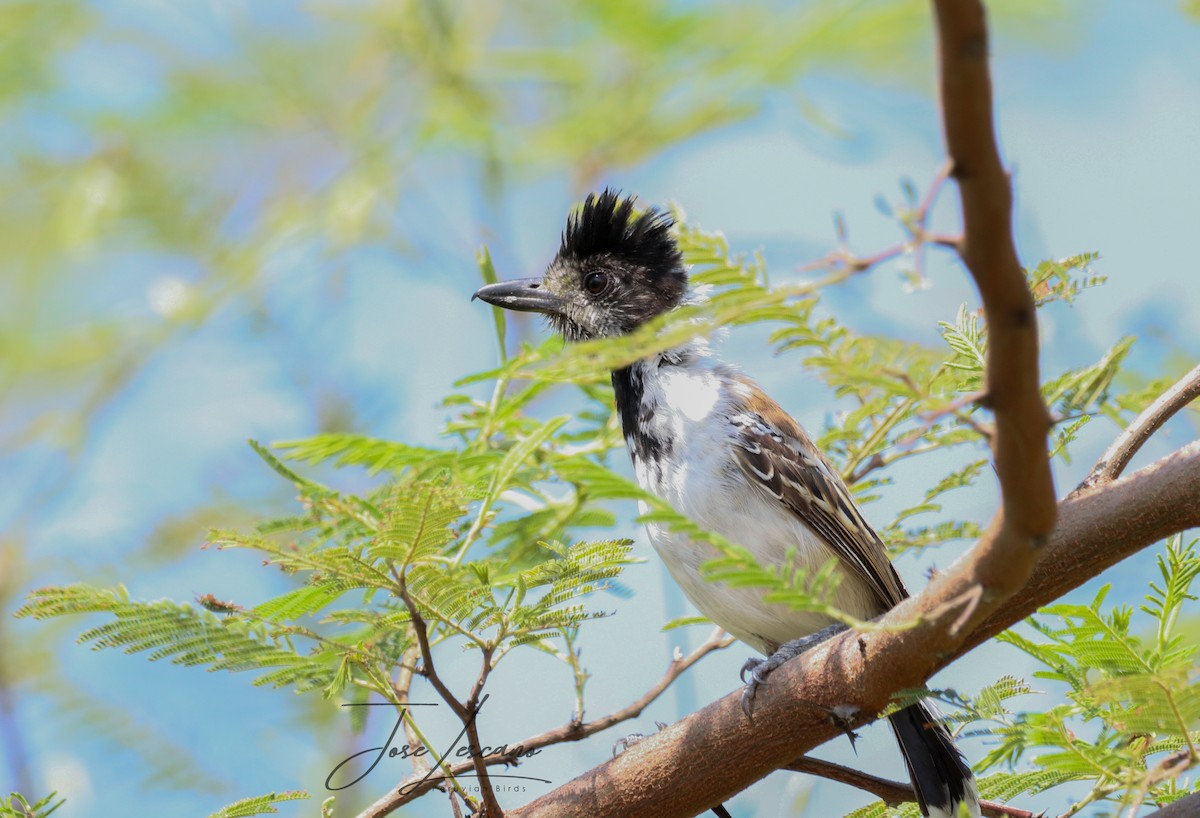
728,382 -> 908,609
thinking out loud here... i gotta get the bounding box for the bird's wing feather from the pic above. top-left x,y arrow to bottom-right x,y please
728,381 -> 908,609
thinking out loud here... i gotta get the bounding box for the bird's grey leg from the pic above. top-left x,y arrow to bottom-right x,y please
740,623 -> 849,716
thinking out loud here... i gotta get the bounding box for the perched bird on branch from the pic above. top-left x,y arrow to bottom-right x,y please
474,190 -> 979,818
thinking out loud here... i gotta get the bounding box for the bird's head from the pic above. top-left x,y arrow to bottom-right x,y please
473,189 -> 688,341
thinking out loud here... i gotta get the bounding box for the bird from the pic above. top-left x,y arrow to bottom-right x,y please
473,189 -> 979,818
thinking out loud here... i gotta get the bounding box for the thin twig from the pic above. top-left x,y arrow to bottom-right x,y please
1058,783 -> 1120,818
806,161 -> 959,285
355,628 -> 734,818
785,756 -> 1042,818
840,396 -> 917,485
1075,362 -> 1200,494
392,643 -> 433,780
395,578 -> 467,719
916,389 -> 989,425
927,231 -> 963,249
394,574 -> 504,817
798,162 -> 956,281
918,160 -> 954,217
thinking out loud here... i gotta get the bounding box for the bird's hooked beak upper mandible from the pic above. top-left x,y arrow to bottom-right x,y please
472,277 -> 567,318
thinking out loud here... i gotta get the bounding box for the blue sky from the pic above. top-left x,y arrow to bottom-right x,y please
5,2 -> 1200,817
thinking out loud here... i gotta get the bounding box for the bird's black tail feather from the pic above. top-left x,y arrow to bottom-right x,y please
889,702 -> 978,818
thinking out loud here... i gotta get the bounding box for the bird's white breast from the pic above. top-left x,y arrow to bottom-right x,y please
628,357 -> 871,654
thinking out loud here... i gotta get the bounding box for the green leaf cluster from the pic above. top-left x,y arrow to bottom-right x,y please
16,200 -> 1188,814
860,537 -> 1200,816
976,536 -> 1200,812
0,793 -> 63,818
205,791 -> 308,818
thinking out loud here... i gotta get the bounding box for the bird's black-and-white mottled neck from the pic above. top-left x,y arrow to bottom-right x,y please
610,337 -> 735,467
611,362 -> 667,464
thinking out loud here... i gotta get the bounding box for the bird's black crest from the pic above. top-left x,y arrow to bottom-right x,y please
558,189 -> 684,278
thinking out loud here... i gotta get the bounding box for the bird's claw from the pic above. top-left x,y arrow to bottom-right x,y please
612,721 -> 669,757
739,624 -> 851,718
739,657 -> 763,685
740,655 -> 783,717
612,733 -> 646,757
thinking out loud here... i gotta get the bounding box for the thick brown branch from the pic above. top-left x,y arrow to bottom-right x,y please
505,444 -> 1200,818
785,757 -> 1038,818
933,0 -> 1057,599
1075,362 -> 1200,493
960,440 -> 1200,654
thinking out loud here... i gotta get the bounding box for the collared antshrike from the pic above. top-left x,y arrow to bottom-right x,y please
473,190 -> 979,818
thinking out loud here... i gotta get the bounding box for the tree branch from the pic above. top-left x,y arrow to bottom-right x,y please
1075,362 -> 1200,493
932,0 -> 1056,599
1121,748 -> 1195,818
960,440 -> 1200,654
504,444 -> 1200,818
355,629 -> 734,818
798,161 -> 955,283
391,643 -> 433,780
395,576 -> 502,817
785,757 -> 1039,818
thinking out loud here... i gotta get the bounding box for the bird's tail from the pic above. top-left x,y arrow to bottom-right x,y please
889,702 -> 979,818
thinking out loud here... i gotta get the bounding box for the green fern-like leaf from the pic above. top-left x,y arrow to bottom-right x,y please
205,791 -> 308,818
274,433 -> 451,476
370,478 -> 468,565
15,585 -> 335,690
976,767 -> 1087,801
939,305 -> 986,391
0,792 -> 65,818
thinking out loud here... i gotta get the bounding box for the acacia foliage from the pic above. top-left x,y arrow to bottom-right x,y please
15,204 -> 1198,815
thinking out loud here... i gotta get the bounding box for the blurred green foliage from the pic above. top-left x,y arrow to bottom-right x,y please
2,0 -> 1076,480
5,1 -> 1197,816
18,197 -> 1198,814
0,1 -> 968,799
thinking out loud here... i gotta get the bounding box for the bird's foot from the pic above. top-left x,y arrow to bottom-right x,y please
613,721 -> 735,818
611,721 -> 668,757
740,623 -> 849,717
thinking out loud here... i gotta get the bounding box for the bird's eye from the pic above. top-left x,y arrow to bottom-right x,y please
584,271 -> 610,295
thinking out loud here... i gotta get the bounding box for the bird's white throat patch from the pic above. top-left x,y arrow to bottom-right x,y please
652,365 -> 722,423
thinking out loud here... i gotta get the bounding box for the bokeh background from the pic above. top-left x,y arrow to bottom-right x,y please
2,1 -> 1199,816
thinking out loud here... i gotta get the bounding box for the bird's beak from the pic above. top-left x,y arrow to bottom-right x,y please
472,277 -> 566,317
